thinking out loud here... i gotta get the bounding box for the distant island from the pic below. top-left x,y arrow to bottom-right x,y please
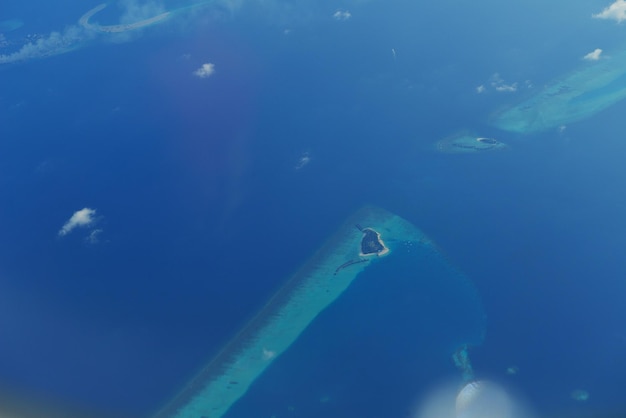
435,132 -> 507,154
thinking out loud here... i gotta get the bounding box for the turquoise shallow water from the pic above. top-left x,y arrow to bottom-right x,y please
226,238 -> 486,418
152,208 -> 436,418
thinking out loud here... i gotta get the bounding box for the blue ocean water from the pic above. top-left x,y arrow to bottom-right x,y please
227,244 -> 486,418
1,0 -> 626,417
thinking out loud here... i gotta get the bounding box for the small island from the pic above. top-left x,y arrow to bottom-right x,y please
435,132 -> 507,154
356,224 -> 390,257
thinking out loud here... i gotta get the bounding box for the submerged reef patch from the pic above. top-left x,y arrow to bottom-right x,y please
0,19 -> 24,33
435,132 -> 507,154
492,49 -> 626,133
570,389 -> 590,402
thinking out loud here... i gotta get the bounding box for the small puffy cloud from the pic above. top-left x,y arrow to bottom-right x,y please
490,73 -> 518,92
593,0 -> 626,22
295,151 -> 311,170
476,85 -> 485,93
59,208 -> 97,237
583,48 -> 603,60
333,10 -> 352,20
86,229 -> 103,244
193,63 -> 215,78
495,83 -> 517,92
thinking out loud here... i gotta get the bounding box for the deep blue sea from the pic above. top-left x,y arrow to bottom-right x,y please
2,0 -> 626,417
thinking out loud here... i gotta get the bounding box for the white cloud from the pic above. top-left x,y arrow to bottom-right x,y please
490,73 -> 518,92
194,63 -> 215,78
86,229 -> 103,244
118,0 -> 166,25
593,0 -> 626,22
0,26 -> 91,64
495,83 -> 517,92
59,208 -> 97,237
333,10 -> 352,20
583,48 -> 603,60
295,152 -> 311,170
476,85 -> 485,93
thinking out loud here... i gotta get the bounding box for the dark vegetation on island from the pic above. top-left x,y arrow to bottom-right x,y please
358,226 -> 384,255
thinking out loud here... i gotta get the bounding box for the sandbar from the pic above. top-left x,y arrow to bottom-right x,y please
79,3 -> 170,33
